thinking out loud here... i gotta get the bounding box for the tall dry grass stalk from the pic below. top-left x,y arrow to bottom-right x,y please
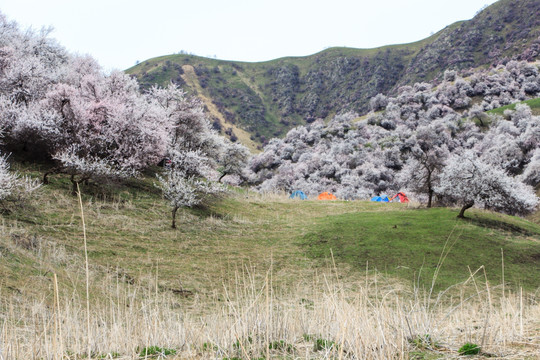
1,263 -> 539,359
76,184 -> 91,360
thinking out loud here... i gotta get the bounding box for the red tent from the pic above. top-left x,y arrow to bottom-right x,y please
390,192 -> 409,203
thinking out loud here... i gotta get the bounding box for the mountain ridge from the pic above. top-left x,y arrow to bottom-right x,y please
126,0 -> 540,147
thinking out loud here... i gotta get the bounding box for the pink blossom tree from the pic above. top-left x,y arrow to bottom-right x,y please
40,70 -> 172,193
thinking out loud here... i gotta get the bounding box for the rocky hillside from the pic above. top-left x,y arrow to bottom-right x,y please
126,0 -> 540,146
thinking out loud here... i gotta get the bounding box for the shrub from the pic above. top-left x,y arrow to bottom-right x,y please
268,340 -> 295,353
313,338 -> 338,351
138,345 -> 176,357
458,342 -> 481,355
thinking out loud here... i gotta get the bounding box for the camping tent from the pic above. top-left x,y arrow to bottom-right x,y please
371,196 -> 389,202
390,192 -> 410,203
318,192 -> 337,200
290,190 -> 308,200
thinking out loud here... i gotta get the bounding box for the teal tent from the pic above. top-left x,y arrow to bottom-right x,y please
371,195 -> 389,202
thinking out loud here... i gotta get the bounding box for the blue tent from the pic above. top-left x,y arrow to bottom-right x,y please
290,190 -> 308,200
371,196 -> 389,202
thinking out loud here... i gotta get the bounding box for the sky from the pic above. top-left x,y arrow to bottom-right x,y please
1,0 -> 499,72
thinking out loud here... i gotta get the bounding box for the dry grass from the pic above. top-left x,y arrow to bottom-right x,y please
1,262 -> 540,359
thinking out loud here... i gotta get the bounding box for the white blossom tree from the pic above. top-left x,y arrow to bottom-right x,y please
0,153 -> 40,211
156,170 -> 224,229
521,148 -> 540,189
398,121 -> 452,207
149,83 -> 225,158
218,141 -> 250,183
436,151 -> 538,218
156,150 -> 224,229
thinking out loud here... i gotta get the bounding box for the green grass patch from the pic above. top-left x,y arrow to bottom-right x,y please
268,340 -> 295,353
487,97 -> 540,116
458,342 -> 481,355
313,338 -> 338,351
301,207 -> 540,291
137,346 -> 176,357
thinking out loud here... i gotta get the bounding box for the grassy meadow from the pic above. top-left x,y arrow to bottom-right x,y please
1,168 -> 540,359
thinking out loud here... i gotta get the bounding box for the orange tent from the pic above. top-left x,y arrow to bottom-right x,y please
318,192 -> 337,200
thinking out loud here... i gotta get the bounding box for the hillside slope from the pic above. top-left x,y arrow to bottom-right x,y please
1,171 -> 539,300
126,0 -> 540,145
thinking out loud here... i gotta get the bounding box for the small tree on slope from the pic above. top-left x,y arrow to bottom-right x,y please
155,150 -> 224,229
435,151 -> 538,218
218,141 -> 250,183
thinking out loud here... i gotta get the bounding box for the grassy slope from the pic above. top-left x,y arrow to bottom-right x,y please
487,97 -> 540,116
302,207 -> 540,291
126,37 -> 436,84
1,168 -> 539,301
181,64 -> 260,151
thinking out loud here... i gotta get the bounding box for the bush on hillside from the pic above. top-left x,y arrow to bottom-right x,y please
0,154 -> 40,212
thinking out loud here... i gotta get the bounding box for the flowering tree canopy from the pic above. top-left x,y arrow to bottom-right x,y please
218,141 -> 250,183
39,71 -> 173,193
436,151 -> 538,218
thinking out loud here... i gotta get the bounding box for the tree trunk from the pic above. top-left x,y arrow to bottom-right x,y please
427,189 -> 433,208
70,174 -> 78,196
171,207 -> 178,229
218,172 -> 226,183
70,175 -> 89,196
457,202 -> 474,218
43,166 -> 62,185
426,168 -> 433,208
43,172 -> 51,185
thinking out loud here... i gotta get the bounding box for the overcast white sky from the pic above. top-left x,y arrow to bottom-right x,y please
1,0 -> 498,72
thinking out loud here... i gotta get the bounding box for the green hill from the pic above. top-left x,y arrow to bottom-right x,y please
126,0 -> 540,147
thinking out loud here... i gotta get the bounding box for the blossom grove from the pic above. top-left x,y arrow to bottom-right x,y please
0,12 -> 538,219
0,13 -> 247,215
246,65 -> 540,216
